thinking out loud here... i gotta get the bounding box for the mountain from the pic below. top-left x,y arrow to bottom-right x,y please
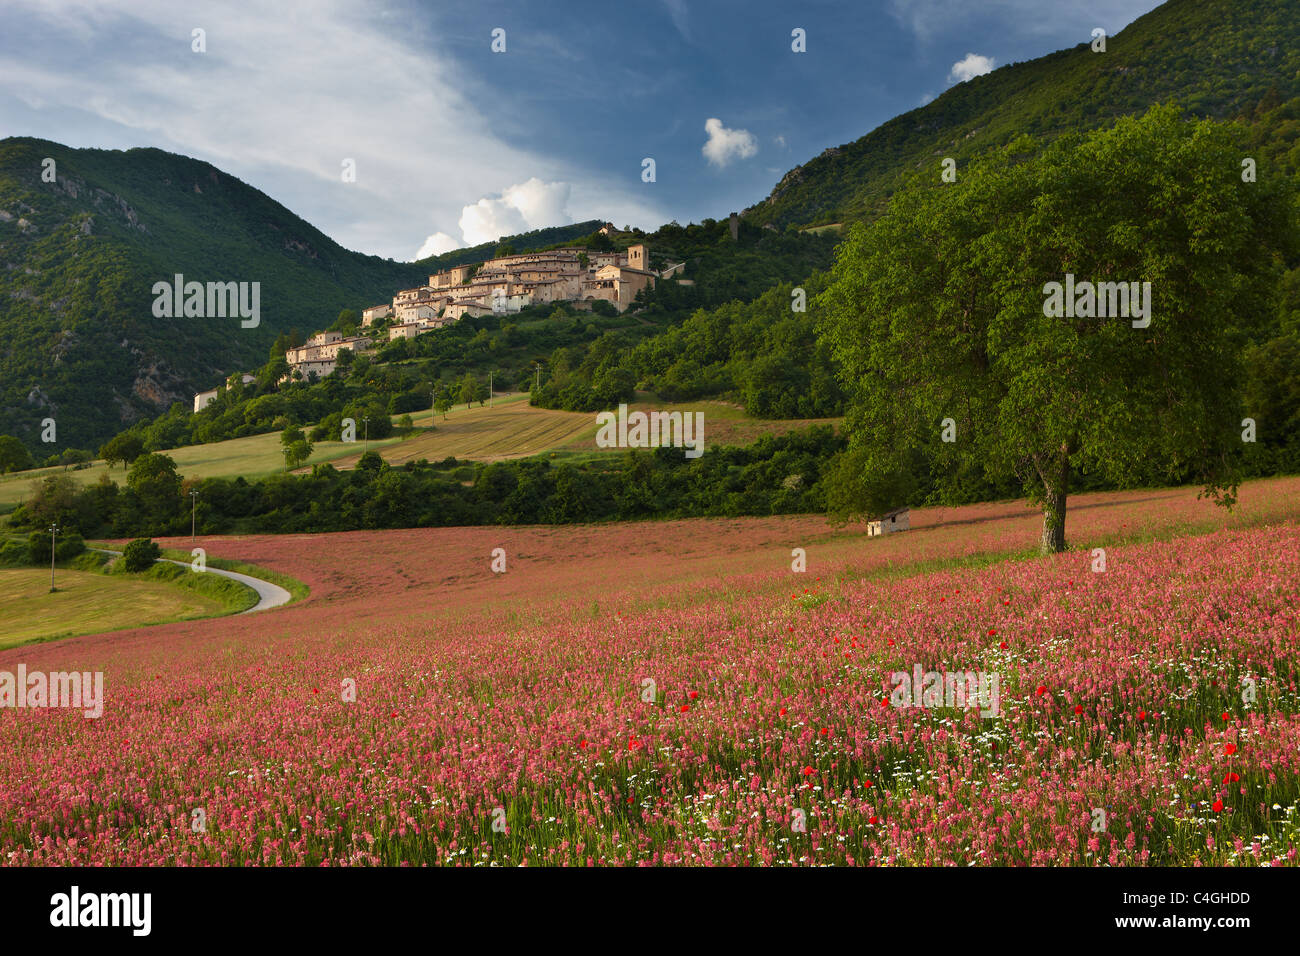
745,0 -> 1300,228
0,138 -> 597,451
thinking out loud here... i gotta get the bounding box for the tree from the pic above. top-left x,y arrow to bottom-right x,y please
434,391 -> 452,420
0,435 -> 33,474
457,373 -> 478,407
121,538 -> 161,572
284,440 -> 312,470
282,424 -> 312,470
99,432 -> 145,469
332,309 -> 359,335
818,105 -> 1295,554
127,453 -> 183,520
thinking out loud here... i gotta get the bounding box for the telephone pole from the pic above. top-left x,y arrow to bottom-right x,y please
48,523 -> 58,593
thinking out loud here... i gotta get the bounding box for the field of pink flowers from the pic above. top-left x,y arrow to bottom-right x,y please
2,478 -> 1297,865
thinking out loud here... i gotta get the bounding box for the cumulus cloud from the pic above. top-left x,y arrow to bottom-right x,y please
702,118 -> 757,168
0,0 -> 667,261
415,231 -> 460,260
457,178 -> 573,247
948,53 -> 995,83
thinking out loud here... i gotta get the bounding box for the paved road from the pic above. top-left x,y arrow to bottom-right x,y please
90,548 -> 292,614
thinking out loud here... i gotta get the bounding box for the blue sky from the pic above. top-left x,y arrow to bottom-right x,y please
0,0 -> 1162,261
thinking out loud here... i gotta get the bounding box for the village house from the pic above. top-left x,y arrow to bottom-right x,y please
193,374 -> 256,412
361,304 -> 392,326
867,507 -> 911,537
281,331 -> 374,382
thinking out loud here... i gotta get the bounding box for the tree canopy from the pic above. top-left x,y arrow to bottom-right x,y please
817,105 -> 1297,552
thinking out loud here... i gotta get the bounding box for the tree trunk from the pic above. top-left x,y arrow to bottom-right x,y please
1038,449 -> 1070,554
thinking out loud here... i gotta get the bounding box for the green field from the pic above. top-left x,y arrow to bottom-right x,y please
0,418 -> 407,509
0,392 -> 842,509
0,567 -> 229,647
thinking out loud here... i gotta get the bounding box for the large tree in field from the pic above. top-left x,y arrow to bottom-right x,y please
818,105 -> 1295,553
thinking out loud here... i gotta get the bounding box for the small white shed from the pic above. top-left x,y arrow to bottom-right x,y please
867,506 -> 910,537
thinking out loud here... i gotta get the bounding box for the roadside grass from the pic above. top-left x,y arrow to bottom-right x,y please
152,547 -> 311,604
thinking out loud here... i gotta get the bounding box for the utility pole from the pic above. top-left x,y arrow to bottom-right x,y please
429,381 -> 435,426
363,416 -> 370,455
48,523 -> 58,593
190,489 -> 198,542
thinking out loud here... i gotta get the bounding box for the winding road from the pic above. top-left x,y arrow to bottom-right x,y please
90,548 -> 292,613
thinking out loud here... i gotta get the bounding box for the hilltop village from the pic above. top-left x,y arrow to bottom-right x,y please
191,233 -> 685,409
273,238 -> 678,387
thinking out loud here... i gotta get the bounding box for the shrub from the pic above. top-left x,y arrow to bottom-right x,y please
23,531 -> 84,565
121,538 -> 162,572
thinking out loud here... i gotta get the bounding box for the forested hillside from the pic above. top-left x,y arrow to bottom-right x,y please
0,139 -> 597,451
745,0 -> 1300,228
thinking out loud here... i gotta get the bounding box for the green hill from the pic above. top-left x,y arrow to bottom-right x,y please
0,139 -> 597,452
744,0 -> 1300,229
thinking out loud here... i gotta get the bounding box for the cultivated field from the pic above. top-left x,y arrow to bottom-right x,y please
2,475 -> 1297,865
0,429 -> 405,509
0,395 -> 841,508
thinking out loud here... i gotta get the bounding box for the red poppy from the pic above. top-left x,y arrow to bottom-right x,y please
689,691 -> 699,699
1036,685 -> 1047,696
1221,712 -> 1230,721
868,816 -> 879,825
803,766 -> 815,776
987,629 -> 997,637
1223,772 -> 1239,783
779,707 -> 787,717
999,641 -> 1008,650
820,727 -> 829,736
312,688 -> 319,694
1225,743 -> 1237,756
579,739 -> 588,749
1074,705 -> 1084,715
1212,800 -> 1224,812
680,704 -> 690,712
1138,710 -> 1146,720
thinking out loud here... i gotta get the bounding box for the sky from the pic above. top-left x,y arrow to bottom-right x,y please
0,0 -> 1164,262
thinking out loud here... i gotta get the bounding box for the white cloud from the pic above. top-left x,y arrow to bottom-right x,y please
0,0 -> 668,260
774,134 -> 786,148
948,53 -> 995,83
919,92 -> 935,106
702,117 -> 757,168
415,232 -> 460,260
457,178 -> 573,247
